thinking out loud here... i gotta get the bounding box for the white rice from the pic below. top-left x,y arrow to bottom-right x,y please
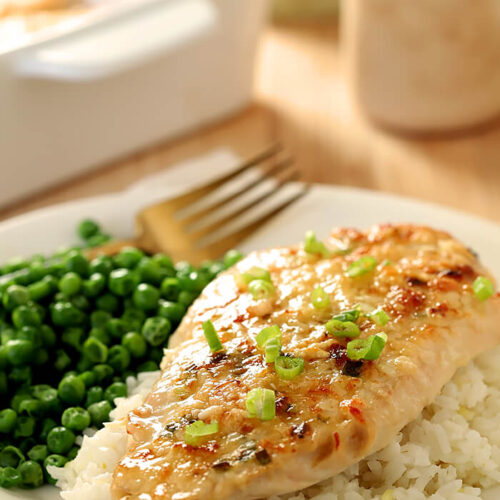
52,347 -> 500,500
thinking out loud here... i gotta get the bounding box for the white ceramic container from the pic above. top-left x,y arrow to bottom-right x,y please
0,0 -> 268,208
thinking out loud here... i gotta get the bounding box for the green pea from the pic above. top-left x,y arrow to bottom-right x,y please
178,290 -> 197,307
77,370 -> 96,388
109,268 -> 137,296
13,416 -> 35,438
2,285 -> 29,311
0,466 -> 22,488
178,271 -> 207,293
59,272 -> 82,296
106,318 -> 126,339
39,418 -> 57,442
67,446 -> 79,461
223,249 -> 243,268
54,350 -> 72,372
152,253 -> 174,270
62,327 -> 85,352
95,293 -> 119,313
11,393 -> 31,413
104,382 -> 127,404
121,331 -> 147,358
136,257 -> 168,285
44,454 -> 68,485
90,310 -> 112,328
27,444 -> 48,463
82,337 -> 108,364
85,386 -> 104,407
18,326 -> 42,348
27,279 -> 52,302
133,283 -> 160,311
33,386 -> 59,414
0,345 -> 7,371
88,401 -> 112,428
107,345 -> 130,373
51,301 -> 85,326
114,247 -> 144,269
18,399 -> 44,418
137,360 -> 159,373
92,364 -> 114,384
86,233 -> 111,247
157,300 -> 185,325
9,365 -> 32,384
89,255 -> 113,276
142,317 -> 171,347
64,250 -> 89,277
12,304 -> 41,328
58,375 -> 85,405
71,294 -> 90,311
0,445 -> 24,468
40,325 -> 56,347
19,459 -> 44,488
5,339 -> 34,365
77,219 -> 100,240
88,327 -> 111,346
42,274 -> 59,292
175,261 -> 194,275
33,348 -> 49,366
160,277 -> 180,300
46,427 -> 75,454
0,409 -> 17,434
0,372 -> 7,394
121,308 -> 145,332
61,407 -> 91,432
82,273 -> 106,297
0,328 -> 16,346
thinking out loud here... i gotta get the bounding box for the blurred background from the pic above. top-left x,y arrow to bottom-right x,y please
1,0 -> 500,223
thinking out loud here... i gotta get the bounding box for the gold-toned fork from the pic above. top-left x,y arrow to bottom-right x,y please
87,145 -> 310,264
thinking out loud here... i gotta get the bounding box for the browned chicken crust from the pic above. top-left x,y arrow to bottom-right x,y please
112,224 -> 500,500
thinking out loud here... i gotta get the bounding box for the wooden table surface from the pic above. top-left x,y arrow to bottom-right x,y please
2,20 -> 500,224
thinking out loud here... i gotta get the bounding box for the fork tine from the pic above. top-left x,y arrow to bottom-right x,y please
159,144 -> 282,211
188,165 -> 301,240
179,156 -> 295,227
198,184 -> 311,256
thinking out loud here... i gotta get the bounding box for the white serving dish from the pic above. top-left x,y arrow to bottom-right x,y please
0,0 -> 268,208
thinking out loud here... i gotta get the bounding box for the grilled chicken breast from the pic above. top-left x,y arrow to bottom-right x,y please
112,224 -> 500,500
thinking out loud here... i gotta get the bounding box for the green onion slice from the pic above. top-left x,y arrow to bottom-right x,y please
381,259 -> 392,267
240,267 -> 272,285
202,320 -> 223,353
274,356 -> 304,380
325,319 -> 360,338
345,256 -> 378,278
332,307 -> 360,323
367,308 -> 390,326
347,332 -> 387,361
311,287 -> 330,309
249,279 -> 276,300
264,337 -> 281,363
304,231 -> 330,258
184,420 -> 219,446
246,388 -> 276,421
472,276 -> 495,302
256,325 -> 281,347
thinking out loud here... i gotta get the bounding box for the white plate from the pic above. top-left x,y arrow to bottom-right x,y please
1,178 -> 499,499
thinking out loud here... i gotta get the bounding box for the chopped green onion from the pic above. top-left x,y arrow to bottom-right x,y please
367,308 -> 390,326
246,388 -> 275,421
304,231 -> 330,258
239,267 -> 271,285
325,319 -> 360,338
184,420 -> 219,446
332,307 -> 360,323
346,256 -> 378,278
264,337 -> 281,363
274,356 -> 304,380
330,238 -> 352,256
381,259 -> 392,267
202,320 -> 223,353
472,276 -> 495,302
249,280 -> 276,300
311,287 -> 330,309
347,332 -> 387,361
256,326 -> 281,348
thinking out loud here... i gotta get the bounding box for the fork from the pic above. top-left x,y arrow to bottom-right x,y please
87,145 -> 310,264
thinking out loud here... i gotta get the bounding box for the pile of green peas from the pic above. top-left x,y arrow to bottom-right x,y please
0,219 -> 242,489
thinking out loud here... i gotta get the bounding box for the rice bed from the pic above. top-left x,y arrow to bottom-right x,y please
51,346 -> 500,500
